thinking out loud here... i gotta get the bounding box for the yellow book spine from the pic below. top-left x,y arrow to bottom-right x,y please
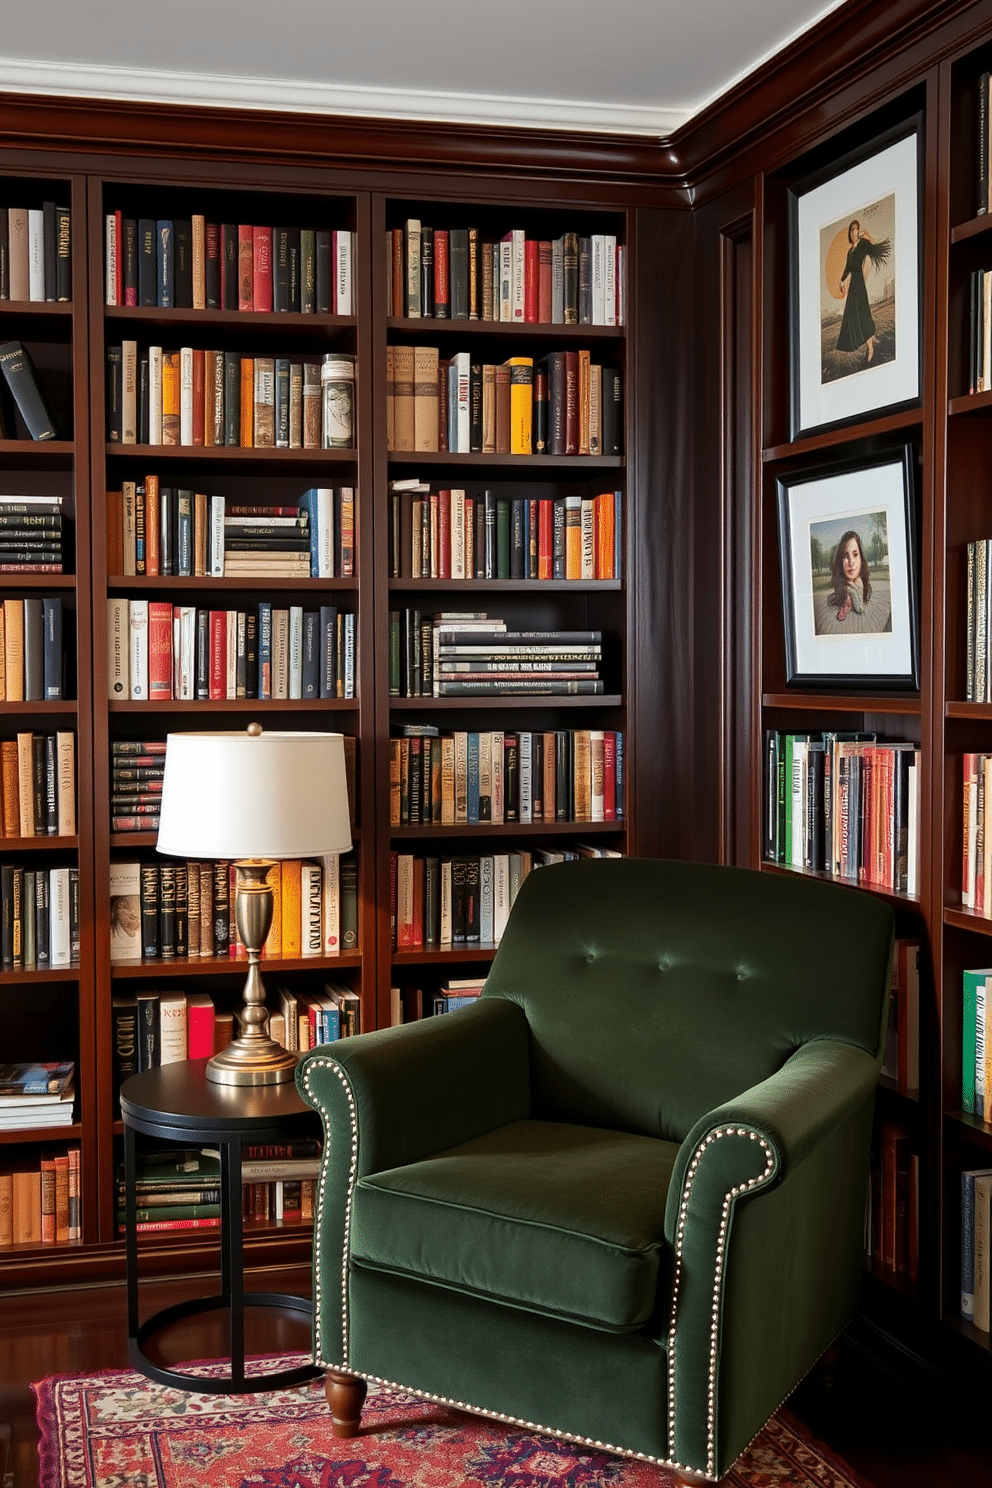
506,356 -> 533,455
264,861 -> 282,957
281,857 -> 302,958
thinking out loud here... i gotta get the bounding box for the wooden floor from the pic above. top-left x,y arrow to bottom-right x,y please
1,1269 -> 991,1488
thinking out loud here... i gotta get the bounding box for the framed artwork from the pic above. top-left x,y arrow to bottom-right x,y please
776,446 -> 919,690
789,116 -> 922,440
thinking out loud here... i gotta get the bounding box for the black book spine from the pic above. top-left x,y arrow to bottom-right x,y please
420,225 -> 435,317
35,869 -> 50,967
224,353 -> 240,445
136,991 -> 160,1071
45,732 -> 58,834
510,498 -> 526,579
463,856 -> 481,943
69,866 -> 80,962
288,228 -> 301,312
43,201 -> 58,302
221,223 -> 239,311
212,861 -> 229,957
275,358 -> 290,447
138,353 -> 149,444
315,230 -> 332,313
319,605 -> 338,698
137,219 -> 157,306
601,366 -> 623,455
55,206 -> 71,303
205,222 -> 221,309
159,487 -> 174,577
112,996 -> 138,1090
106,344 -> 123,443
174,862 -> 188,958
451,857 -> 467,945
532,733 -> 544,819
469,362 -> 483,452
0,864 -> 13,968
173,219 -> 193,308
450,228 -> 469,319
980,73 -> 990,216
504,733 -> 519,822
159,863 -> 176,957
533,359 -> 548,454
245,609 -> 259,699
140,862 -> 160,958
0,341 -> 57,440
302,610 -> 319,699
195,609 -> 210,699
578,236 -> 593,324
273,227 -> 291,312
43,597 -> 62,701
0,209 -> 8,300
156,220 -> 173,308
555,731 -> 569,821
424,856 -> 440,946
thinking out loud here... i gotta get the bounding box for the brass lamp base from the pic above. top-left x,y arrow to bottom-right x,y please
205,859 -> 298,1087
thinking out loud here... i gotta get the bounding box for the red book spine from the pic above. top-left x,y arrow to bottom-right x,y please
237,225 -> 254,312
434,229 -> 450,318
187,1001 -> 216,1058
439,489 -> 451,579
537,499 -> 553,580
148,601 -> 174,700
252,226 -> 273,312
412,857 -> 424,948
192,349 -> 205,446
538,241 -> 552,323
209,610 -> 226,700
602,732 -> 617,820
524,239 -> 539,323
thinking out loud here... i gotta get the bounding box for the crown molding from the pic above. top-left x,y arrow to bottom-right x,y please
0,56 -> 687,140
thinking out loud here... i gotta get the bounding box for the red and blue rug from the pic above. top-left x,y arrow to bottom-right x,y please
35,1354 -> 868,1488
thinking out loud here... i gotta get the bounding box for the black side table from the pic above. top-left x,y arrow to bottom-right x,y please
120,1057 -> 322,1393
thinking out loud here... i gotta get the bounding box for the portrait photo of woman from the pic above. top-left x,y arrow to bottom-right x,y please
819,196 -> 895,385
810,512 -> 893,637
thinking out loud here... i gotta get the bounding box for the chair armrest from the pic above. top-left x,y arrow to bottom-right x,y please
296,996 -> 531,1372
296,995 -> 531,1176
663,1039 -> 880,1478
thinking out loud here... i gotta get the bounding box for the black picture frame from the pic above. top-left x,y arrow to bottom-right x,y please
788,114 -> 923,441
777,444 -> 919,690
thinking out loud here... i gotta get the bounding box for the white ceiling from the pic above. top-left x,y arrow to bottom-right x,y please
0,0 -> 847,138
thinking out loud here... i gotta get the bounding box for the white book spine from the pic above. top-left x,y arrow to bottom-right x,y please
27,209 -> 45,301
451,490 -> 466,582
49,868 -> 71,966
590,730 -> 605,822
518,731 -> 532,824
128,599 -> 148,700
511,229 -> 525,321
179,346 -> 194,446
271,609 -> 289,699
455,352 -> 470,451
551,237 -> 565,323
301,862 -> 323,956
158,995 -> 188,1064
225,608 -> 237,700
317,487 -> 334,577
344,613 -> 355,698
148,347 -> 163,445
289,605 -> 303,699
491,730 -> 504,825
493,854 -> 510,943
591,235 -> 606,324
56,731 -> 76,837
616,244 -> 627,325
480,854 -> 494,944
604,236 -> 617,326
405,219 -> 421,317
322,852 -> 341,953
179,605 -> 196,700
581,498 -> 596,579
209,494 -> 225,577
440,859 -> 453,945
499,238 -> 513,322
106,597 -> 129,699
105,213 -> 118,305
335,230 -> 353,315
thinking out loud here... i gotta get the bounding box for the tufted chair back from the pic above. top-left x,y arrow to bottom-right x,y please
482,857 -> 891,1143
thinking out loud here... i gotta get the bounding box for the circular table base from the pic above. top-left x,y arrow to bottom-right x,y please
129,1291 -> 321,1394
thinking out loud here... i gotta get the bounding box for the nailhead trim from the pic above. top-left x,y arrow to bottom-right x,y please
312,1363 -> 716,1481
300,1056 -> 360,1368
667,1125 -> 776,1478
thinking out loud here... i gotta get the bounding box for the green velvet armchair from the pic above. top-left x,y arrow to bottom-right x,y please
296,857 -> 893,1483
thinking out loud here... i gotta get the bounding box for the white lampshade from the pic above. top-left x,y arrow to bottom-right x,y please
156,729 -> 352,861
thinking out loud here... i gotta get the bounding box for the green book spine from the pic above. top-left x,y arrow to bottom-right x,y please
496,499 -> 511,579
962,969 -> 982,1115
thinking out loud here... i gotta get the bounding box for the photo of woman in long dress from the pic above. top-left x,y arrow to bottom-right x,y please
819,194 -> 895,385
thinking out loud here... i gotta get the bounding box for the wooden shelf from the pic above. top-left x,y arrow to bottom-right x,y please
392,945 -> 499,966
949,388 -> 992,417
386,317 -> 624,340
389,578 -> 622,593
110,952 -> 362,979
0,440 -> 74,466
762,692 -> 922,714
110,825 -> 361,850
390,820 -> 623,839
950,212 -> 992,244
388,452 -> 624,471
944,905 -> 992,935
0,836 -> 78,852
0,300 -> 73,317
107,576 -> 358,593
760,406 -> 923,463
947,700 -> 992,719
105,305 -> 357,333
105,444 -> 356,466
390,694 -> 622,710
108,698 -> 358,714
0,966 -> 78,984
0,1122 -> 81,1145
0,700 -> 76,716
0,574 -> 75,589
944,1110 -> 992,1151
760,860 -> 920,909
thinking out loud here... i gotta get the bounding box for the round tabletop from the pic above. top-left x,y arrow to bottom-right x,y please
120,1057 -> 318,1136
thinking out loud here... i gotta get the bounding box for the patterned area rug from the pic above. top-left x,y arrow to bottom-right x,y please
35,1354 -> 869,1488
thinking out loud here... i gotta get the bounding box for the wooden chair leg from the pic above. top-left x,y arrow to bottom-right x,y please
325,1370 -> 368,1438
671,1469 -> 713,1486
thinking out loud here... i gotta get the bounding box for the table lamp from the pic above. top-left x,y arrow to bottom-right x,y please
156,725 -> 352,1086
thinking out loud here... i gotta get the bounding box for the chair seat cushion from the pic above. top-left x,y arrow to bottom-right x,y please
350,1119 -> 680,1332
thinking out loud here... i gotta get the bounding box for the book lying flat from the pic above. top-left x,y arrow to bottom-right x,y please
0,1060 -> 75,1096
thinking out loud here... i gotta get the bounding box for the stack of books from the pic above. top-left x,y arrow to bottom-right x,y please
433,616 -> 603,696
110,739 -> 165,834
222,503 -> 311,580
0,494 -> 65,572
0,1061 -> 75,1131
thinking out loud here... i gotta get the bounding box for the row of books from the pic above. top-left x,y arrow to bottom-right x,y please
0,864 -> 79,970
389,725 -> 624,826
964,539 -> 992,700
0,1061 -> 75,1132
113,1141 -> 321,1237
866,1121 -> 919,1284
108,853 -> 359,963
0,732 -> 76,838
962,1166 -> 992,1330
388,482 -> 621,582
961,965 -> 992,1121
391,842 -> 619,951
763,731 -> 921,897
106,345 -> 356,450
389,613 -> 604,697
0,204 -> 71,303
105,216 -> 354,314
0,340 -> 58,441
387,222 -> 625,327
880,941 -> 921,1098
0,1147 -> 81,1247
389,975 -> 486,1024
386,346 -> 623,457
0,494 -> 66,574
106,485 -> 356,581
0,595 -> 65,700
960,751 -> 992,914
106,598 -> 356,704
